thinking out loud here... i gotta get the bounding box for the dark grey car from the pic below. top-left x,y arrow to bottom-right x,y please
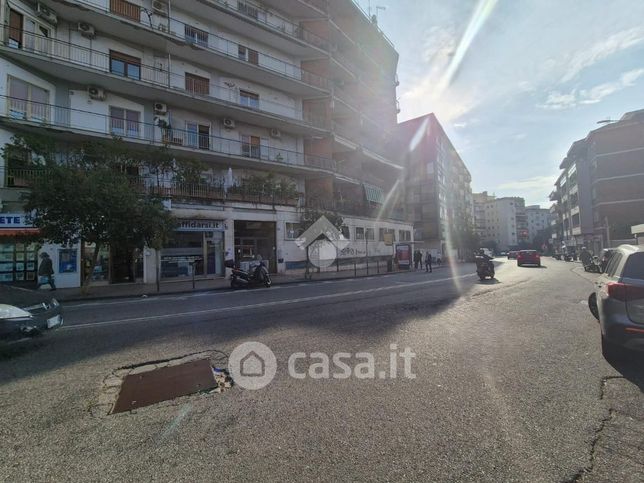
0,285 -> 63,343
588,244 -> 644,360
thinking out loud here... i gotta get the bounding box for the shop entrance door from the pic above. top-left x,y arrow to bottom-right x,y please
234,221 -> 277,273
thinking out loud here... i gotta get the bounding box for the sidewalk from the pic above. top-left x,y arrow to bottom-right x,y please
52,265 -> 451,302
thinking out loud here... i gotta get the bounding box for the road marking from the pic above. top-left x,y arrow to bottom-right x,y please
62,273 -> 476,331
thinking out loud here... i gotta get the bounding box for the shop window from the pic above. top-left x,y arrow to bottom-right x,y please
0,242 -> 38,284
109,106 -> 140,137
7,77 -> 50,122
185,73 -> 210,95
285,222 -> 302,240
185,25 -> 208,46
365,228 -> 375,241
239,90 -> 260,109
341,226 -> 350,240
355,227 -> 364,240
110,50 -> 141,80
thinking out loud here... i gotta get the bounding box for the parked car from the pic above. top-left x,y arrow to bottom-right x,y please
507,251 -> 518,259
588,244 -> 644,360
0,285 -> 63,343
517,250 -> 541,267
499,252 -> 507,257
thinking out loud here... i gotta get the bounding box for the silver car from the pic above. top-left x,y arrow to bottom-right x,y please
588,244 -> 644,360
1,285 -> 63,343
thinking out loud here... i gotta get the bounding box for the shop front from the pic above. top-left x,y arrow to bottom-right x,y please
160,219 -> 226,279
0,213 -> 39,286
234,220 -> 277,273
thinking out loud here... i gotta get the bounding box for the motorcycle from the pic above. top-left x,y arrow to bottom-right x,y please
475,256 -> 495,281
230,261 -> 272,289
584,256 -> 602,273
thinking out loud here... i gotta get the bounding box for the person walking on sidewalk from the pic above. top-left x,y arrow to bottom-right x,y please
38,252 -> 56,291
425,251 -> 433,273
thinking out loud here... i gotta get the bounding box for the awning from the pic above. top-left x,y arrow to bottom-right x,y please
364,183 -> 385,204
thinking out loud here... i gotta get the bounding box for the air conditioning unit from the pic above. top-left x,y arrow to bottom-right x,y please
223,118 -> 235,129
152,0 -> 168,15
269,128 -> 281,139
78,22 -> 95,39
87,86 -> 106,101
36,2 -> 58,25
153,102 -> 168,114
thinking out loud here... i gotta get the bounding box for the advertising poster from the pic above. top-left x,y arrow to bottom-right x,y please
395,243 -> 411,269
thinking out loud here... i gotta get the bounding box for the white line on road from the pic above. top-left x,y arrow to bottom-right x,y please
62,273 -> 475,331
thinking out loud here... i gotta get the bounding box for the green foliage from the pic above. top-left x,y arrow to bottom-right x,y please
300,207 -> 344,232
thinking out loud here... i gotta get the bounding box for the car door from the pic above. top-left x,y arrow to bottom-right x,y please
596,251 -> 623,320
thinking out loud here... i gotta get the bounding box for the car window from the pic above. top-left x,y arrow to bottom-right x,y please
622,253 -> 644,280
605,252 -> 623,277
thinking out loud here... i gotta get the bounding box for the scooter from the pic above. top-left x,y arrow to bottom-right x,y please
475,256 -> 495,281
584,256 -> 602,273
230,262 -> 272,289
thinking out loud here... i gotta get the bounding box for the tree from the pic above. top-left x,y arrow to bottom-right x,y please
6,135 -> 188,292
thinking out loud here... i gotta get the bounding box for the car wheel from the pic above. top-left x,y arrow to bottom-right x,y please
479,276 -> 486,281
601,334 -> 624,362
517,262 -> 522,267
588,293 -> 599,320
537,262 -> 541,267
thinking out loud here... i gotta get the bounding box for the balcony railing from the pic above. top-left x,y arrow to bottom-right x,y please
0,27 -> 327,129
4,168 -> 301,206
0,96 -> 334,172
61,0 -> 329,89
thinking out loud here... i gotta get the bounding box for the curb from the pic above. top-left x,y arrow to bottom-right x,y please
57,265 -> 451,303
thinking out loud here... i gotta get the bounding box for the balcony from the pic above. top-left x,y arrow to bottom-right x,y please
0,96 -> 336,177
37,0 -> 329,94
4,168 -> 301,206
0,29 -> 329,134
307,198 -> 405,221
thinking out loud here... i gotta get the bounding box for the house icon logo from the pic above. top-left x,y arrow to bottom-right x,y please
228,342 -> 277,390
296,216 -> 350,269
240,351 -> 265,377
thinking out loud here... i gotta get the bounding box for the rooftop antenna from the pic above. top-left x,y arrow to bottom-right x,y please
596,119 -> 615,124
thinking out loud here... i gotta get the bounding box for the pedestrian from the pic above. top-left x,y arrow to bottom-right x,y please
425,251 -> 432,273
38,252 -> 56,291
413,250 -> 419,270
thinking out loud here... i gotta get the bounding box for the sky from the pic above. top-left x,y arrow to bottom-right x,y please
355,0 -> 644,207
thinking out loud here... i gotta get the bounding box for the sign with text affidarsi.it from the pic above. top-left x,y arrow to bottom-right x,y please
0,213 -> 32,229
176,219 -> 225,232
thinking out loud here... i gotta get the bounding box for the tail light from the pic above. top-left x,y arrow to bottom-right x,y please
607,282 -> 627,301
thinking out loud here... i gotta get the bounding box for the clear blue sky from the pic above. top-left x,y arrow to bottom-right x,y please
357,0 -> 644,207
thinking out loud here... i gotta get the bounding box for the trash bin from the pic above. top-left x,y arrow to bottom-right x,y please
387,259 -> 393,272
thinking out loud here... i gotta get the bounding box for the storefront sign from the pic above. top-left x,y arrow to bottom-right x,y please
0,213 -> 32,229
176,219 -> 225,232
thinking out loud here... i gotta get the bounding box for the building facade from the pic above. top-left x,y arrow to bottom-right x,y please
525,205 -> 552,246
0,0 -> 411,287
550,109 -> 644,254
476,195 -> 528,252
397,114 -> 473,260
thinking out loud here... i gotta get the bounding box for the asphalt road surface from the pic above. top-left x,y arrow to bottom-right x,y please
1,258 -> 642,482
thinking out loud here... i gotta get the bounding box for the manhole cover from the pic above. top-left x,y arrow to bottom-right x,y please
112,358 -> 217,414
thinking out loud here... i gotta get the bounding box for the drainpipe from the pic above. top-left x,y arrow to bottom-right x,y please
605,216 -> 611,249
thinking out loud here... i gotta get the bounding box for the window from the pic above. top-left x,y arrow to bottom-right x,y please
379,228 -> 395,241
186,122 -> 210,150
355,227 -> 365,240
365,228 -> 375,241
341,226 -> 350,240
238,45 -> 259,65
239,90 -> 260,109
238,2 -> 259,19
241,135 -> 261,159
605,253 -> 623,278
110,51 -> 141,80
7,77 -> 49,122
185,73 -> 210,96
8,9 -> 23,48
285,223 -> 302,240
110,0 -> 140,22
110,107 -> 140,137
399,230 -> 412,241
623,253 -> 644,280
185,25 -> 208,46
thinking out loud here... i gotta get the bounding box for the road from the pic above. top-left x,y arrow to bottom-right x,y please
1,258 -> 642,482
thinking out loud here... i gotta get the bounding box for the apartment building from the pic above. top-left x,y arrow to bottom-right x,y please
397,114 -> 474,260
525,205 -> 551,245
550,109 -> 644,254
0,0 -> 411,287
473,191 -> 494,241
475,195 -> 528,252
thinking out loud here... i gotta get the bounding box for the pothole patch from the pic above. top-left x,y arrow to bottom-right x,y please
91,352 -> 233,417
